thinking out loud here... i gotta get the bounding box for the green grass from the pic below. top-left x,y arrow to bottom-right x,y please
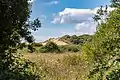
24,53 -> 90,80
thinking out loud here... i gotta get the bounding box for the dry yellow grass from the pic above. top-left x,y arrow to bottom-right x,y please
24,53 -> 90,80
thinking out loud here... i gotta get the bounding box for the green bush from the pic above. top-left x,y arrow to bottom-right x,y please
39,41 -> 60,53
60,34 -> 93,45
28,45 -> 36,53
81,4 -> 120,80
59,45 -> 80,53
32,43 -> 43,47
39,42 -> 80,53
0,51 -> 41,80
106,69 -> 120,80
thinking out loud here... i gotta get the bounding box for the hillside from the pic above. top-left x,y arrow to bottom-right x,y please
41,38 -> 68,46
41,34 -> 93,46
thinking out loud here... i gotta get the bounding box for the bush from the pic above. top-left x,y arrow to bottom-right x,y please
0,51 -> 41,80
39,42 -> 80,53
60,34 -> 93,45
59,45 -> 80,53
32,43 -> 43,47
82,5 -> 120,80
39,41 -> 60,53
106,69 -> 120,80
28,45 -> 36,53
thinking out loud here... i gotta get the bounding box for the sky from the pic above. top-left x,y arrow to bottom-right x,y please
30,0 -> 111,42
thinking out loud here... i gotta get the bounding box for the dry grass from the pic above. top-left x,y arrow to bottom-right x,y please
24,53 -> 90,80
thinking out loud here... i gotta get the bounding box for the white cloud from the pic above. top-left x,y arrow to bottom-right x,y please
52,7 -> 114,35
52,7 -> 114,24
50,1 -> 59,4
61,22 -> 97,36
45,1 -> 59,5
52,8 -> 93,24
75,21 -> 97,35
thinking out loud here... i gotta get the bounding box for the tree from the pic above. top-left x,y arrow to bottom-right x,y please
0,0 -> 41,53
0,0 -> 41,79
83,0 -> 120,80
111,0 -> 120,8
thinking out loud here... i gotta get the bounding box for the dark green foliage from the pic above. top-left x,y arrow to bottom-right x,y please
0,50 -> 41,80
93,5 -> 108,24
19,43 -> 27,50
0,0 -> 41,53
39,42 -> 80,53
60,34 -> 93,45
106,69 -> 120,80
82,1 -> 120,79
0,0 -> 41,79
39,42 -> 60,53
111,0 -> 120,8
28,45 -> 36,53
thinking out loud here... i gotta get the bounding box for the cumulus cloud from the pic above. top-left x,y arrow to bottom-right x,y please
52,7 -> 114,35
52,8 -> 93,24
75,21 -> 97,34
61,22 -> 97,36
52,7 -> 114,24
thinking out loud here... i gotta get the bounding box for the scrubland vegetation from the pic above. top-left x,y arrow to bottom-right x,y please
0,0 -> 120,80
24,53 -> 90,80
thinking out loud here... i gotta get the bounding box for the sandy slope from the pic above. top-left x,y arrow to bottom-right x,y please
42,38 -> 68,46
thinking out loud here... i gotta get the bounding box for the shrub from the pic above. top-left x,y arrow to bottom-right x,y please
39,41 -> 60,53
28,45 -> 36,53
106,69 -> 120,80
60,34 -> 93,45
39,42 -> 80,53
32,43 -> 43,47
59,45 -> 80,53
82,4 -> 120,80
0,51 -> 41,80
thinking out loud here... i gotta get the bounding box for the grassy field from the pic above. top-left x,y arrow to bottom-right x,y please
24,53 -> 90,80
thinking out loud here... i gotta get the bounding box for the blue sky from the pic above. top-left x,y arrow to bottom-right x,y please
30,0 -> 111,42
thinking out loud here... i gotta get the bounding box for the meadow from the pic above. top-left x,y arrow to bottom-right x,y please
24,52 -> 90,80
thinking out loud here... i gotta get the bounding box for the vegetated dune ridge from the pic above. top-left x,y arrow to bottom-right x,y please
41,38 -> 69,46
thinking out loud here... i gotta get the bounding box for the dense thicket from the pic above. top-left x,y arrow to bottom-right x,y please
0,0 -> 41,79
0,0 -> 41,53
82,0 -> 120,79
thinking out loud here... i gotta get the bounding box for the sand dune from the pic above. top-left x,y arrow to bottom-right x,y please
42,38 -> 68,46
